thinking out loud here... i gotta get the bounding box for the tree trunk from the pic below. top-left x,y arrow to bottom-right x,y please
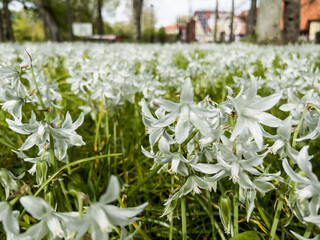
256,0 -> 282,43
214,0 -> 219,42
229,0 -> 234,42
2,0 -> 15,42
42,14 -> 50,40
150,4 -> 154,43
246,0 -> 257,37
132,0 -> 143,42
66,0 -> 73,40
0,9 -> 3,42
38,0 -> 62,42
283,0 -> 300,44
97,0 -> 104,35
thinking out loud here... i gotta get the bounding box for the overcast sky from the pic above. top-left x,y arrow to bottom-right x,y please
106,0 -> 252,27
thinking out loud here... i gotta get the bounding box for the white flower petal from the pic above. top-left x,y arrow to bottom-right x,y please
99,175 -> 120,204
251,92 -> 282,111
175,106 -> 190,144
189,111 -> 211,137
230,116 -> 245,141
180,78 -> 194,103
246,118 -> 263,149
20,196 -> 53,220
154,99 -> 180,112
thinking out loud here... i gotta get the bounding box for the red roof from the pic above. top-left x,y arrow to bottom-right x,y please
165,25 -> 178,34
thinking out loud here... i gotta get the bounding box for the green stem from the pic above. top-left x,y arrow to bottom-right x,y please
205,191 -> 218,240
269,186 -> 285,240
105,111 -> 111,179
113,120 -> 117,174
303,223 -> 313,239
49,133 -> 57,170
30,62 -> 46,110
292,106 -> 308,149
181,196 -> 187,240
127,164 -> 162,197
233,184 -> 239,236
59,180 -> 72,211
182,129 -> 198,146
88,161 -> 94,184
96,134 -> 111,193
94,98 -> 104,153
65,157 -> 71,175
197,194 -> 226,240
169,174 -> 174,240
255,200 -> 271,229
78,195 -> 83,220
9,196 -> 21,206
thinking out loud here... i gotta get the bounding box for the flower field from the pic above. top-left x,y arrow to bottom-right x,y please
0,42 -> 320,239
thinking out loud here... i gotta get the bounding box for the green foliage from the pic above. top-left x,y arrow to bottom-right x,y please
173,52 -> 189,69
12,11 -> 44,42
229,231 -> 263,240
103,21 -> 114,35
158,27 -> 167,44
113,21 -> 133,39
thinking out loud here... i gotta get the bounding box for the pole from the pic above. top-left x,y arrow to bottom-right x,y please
229,0 -> 234,43
214,0 -> 219,42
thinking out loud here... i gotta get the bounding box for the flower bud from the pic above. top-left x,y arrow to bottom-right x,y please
219,194 -> 232,234
45,191 -> 55,208
0,168 -> 19,199
36,160 -> 48,186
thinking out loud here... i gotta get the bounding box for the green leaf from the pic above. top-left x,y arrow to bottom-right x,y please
229,231 -> 262,240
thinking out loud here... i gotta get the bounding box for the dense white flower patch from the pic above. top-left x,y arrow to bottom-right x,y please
0,42 -> 319,239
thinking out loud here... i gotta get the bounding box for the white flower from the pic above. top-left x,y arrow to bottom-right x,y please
70,176 -> 148,240
142,137 -> 191,176
20,196 -> 77,240
153,78 -> 218,144
282,146 -> 320,221
140,98 -> 167,152
0,202 -> 21,240
7,112 -> 85,161
1,79 -> 30,121
229,77 -> 282,149
0,168 -> 24,199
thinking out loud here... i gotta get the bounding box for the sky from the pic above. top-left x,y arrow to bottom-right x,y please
9,0 -> 253,29
105,0 -> 252,28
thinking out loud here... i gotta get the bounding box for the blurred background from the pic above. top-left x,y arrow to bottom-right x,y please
0,0 -> 319,44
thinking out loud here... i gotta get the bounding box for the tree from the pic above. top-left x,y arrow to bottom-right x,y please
283,0 -> 300,44
229,0 -> 234,43
245,0 -> 257,38
37,0 -> 62,41
2,0 -> 15,42
0,8 -> 3,42
141,3 -> 156,42
66,0 -> 73,40
158,27 -> 166,44
97,0 -> 103,35
96,0 -> 119,35
214,0 -> 218,42
256,0 -> 282,43
132,0 -> 143,42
